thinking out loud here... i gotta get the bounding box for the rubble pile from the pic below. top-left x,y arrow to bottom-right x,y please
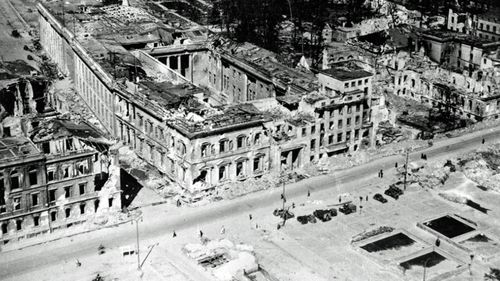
458,144 -> 500,192
50,78 -> 105,131
351,226 -> 395,243
376,120 -> 407,145
217,172 -> 283,200
183,239 -> 258,281
403,161 -> 451,189
118,145 -> 178,197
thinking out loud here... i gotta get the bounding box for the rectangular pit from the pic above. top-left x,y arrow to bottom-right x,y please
459,234 -> 500,259
358,231 -> 427,261
399,251 -> 462,280
423,215 -> 475,239
361,232 -> 414,252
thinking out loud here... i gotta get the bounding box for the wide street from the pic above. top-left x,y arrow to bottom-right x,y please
0,126 -> 499,279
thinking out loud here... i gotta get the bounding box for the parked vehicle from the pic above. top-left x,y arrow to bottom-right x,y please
373,193 -> 388,203
384,185 -> 403,200
339,203 -> 357,215
273,208 -> 294,220
297,215 -> 317,224
313,208 -> 337,222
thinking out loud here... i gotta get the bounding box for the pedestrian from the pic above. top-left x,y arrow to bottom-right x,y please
249,214 -> 252,220
423,154 -> 427,160
173,230 -> 177,238
76,259 -> 81,267
255,223 -> 259,229
199,230 -> 203,238
220,225 -> 225,235
395,162 -> 398,168
380,169 -> 384,178
292,202 -> 296,208
281,193 -> 284,200
307,190 -> 311,197
277,224 -> 281,230
339,196 -> 342,203
482,138 -> 485,144
435,238 -> 441,247
421,153 -> 424,159
366,195 -> 368,201
176,199 -> 181,207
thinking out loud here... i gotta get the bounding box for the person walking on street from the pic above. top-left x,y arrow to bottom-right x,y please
380,169 -> 384,178
173,230 -> 177,238
249,214 -> 252,220
199,230 -> 203,238
395,162 -> 398,168
366,195 -> 369,201
307,190 -> 311,197
482,138 -> 485,144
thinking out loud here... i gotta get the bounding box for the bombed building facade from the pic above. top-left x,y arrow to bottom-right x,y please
393,58 -> 500,121
0,118 -> 118,245
37,0 -> 375,193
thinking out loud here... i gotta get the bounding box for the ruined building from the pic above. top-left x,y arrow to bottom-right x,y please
418,29 -> 500,72
37,1 -> 374,193
0,119 -> 119,246
393,57 -> 500,121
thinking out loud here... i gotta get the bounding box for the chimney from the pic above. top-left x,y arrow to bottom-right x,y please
122,0 -> 129,6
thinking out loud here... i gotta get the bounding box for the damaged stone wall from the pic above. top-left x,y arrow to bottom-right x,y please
0,77 -> 51,137
394,68 -> 500,120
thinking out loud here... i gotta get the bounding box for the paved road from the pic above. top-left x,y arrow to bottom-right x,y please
0,127 -> 499,278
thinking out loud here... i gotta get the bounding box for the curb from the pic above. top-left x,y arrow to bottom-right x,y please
1,217 -> 134,253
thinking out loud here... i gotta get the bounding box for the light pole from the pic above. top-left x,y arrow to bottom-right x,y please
469,254 -> 474,279
279,170 -> 288,227
423,257 -> 431,281
285,0 -> 293,23
132,216 -> 143,270
403,148 -> 409,191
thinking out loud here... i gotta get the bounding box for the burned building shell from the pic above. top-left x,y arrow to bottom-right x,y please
37,1 -> 375,194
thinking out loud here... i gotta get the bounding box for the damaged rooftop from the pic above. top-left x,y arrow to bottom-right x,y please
0,137 -> 42,164
215,40 -> 319,94
167,103 -> 270,139
320,60 -> 373,81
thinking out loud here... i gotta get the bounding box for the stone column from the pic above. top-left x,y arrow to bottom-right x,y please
189,54 -> 194,82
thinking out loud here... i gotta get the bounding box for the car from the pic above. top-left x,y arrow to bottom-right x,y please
339,203 -> 357,215
273,208 -> 294,220
384,185 -> 403,200
373,193 -> 388,203
313,210 -> 330,222
297,215 -> 317,224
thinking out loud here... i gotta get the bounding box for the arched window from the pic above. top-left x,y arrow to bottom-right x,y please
254,133 -> 262,145
177,140 -> 186,156
219,139 -> 231,153
236,135 -> 247,149
201,143 -> 211,157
